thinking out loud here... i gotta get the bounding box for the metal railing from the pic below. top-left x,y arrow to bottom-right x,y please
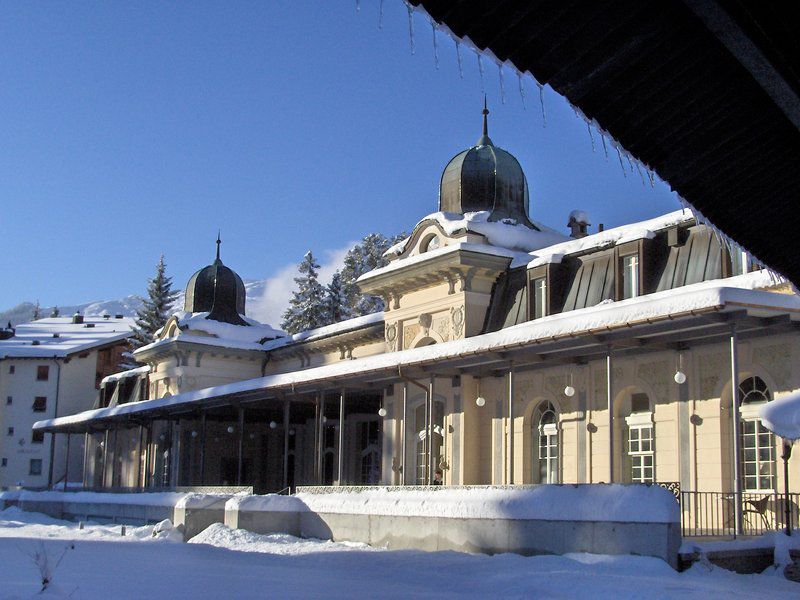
679,490 -> 800,537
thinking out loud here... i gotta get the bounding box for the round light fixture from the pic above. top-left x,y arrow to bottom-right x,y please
476,396 -> 486,407
269,421 -> 277,429
378,407 -> 387,417
564,385 -> 575,397
191,430 -> 198,438
674,370 -> 687,384
226,426 -> 234,434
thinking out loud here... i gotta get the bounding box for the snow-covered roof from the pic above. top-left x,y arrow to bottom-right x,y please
384,211 -> 569,258
101,365 -> 150,385
0,316 -> 134,359
262,312 -> 384,352
760,390 -> 800,441
135,311 -> 284,355
35,272 -> 799,431
526,209 -> 694,268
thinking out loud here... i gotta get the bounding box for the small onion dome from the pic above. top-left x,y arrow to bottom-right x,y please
184,235 -> 249,326
439,100 -> 536,229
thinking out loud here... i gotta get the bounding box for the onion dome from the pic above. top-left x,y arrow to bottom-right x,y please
439,100 -> 537,229
184,234 -> 249,326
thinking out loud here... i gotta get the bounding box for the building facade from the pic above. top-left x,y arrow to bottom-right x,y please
36,114 -> 800,533
0,314 -> 133,490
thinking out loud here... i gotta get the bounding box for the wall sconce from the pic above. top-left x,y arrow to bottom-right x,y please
226,426 -> 235,434
476,378 -> 486,407
564,372 -> 575,397
269,421 -> 277,430
674,352 -> 687,384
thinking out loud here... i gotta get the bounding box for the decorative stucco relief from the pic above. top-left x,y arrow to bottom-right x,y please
754,342 -> 791,388
433,315 -> 451,342
451,306 -> 464,339
403,324 -> 420,350
385,323 -> 398,352
637,360 -> 670,404
698,352 -> 726,398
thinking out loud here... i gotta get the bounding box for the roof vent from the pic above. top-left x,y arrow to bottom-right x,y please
31,340 -> 40,346
103,313 -> 111,320
84,323 -> 96,328
568,210 -> 591,239
72,312 -> 84,325
52,333 -> 60,338
114,314 -> 124,319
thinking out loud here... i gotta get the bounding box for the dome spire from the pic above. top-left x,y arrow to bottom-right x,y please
215,230 -> 222,264
477,96 -> 493,146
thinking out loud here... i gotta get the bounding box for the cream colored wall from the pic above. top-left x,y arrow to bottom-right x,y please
265,338 -> 387,376
147,348 -> 263,398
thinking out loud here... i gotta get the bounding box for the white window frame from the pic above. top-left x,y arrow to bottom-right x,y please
625,411 -> 654,483
532,277 -> 547,319
740,399 -> 775,493
622,254 -> 640,300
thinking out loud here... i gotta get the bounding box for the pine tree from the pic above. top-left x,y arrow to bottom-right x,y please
50,306 -> 60,318
32,301 -> 41,321
281,251 -> 327,334
340,232 -> 407,317
123,255 -> 179,368
321,271 -> 352,325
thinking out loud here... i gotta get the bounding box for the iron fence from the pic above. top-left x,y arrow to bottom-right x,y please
679,490 -> 800,537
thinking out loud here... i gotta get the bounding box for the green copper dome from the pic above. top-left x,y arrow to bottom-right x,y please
184,236 -> 249,326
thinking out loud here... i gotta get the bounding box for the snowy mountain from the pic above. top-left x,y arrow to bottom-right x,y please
0,280 -> 273,328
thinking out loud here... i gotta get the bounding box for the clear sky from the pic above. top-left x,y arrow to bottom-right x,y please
0,1 -> 681,320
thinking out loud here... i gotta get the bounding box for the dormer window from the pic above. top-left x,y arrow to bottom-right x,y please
621,254 -> 640,300
421,234 -> 441,253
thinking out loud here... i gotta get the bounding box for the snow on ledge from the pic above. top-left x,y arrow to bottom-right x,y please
101,365 -> 150,385
384,211 -> 569,258
262,312 -> 384,352
235,485 -> 679,524
761,390 -> 800,441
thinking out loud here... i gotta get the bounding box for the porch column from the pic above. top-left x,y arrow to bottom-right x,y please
82,432 -> 89,488
144,424 -> 152,488
199,412 -> 207,485
428,376 -> 435,485
314,393 -> 320,482
730,326 -> 744,535
137,425 -> 144,490
318,393 -> 325,484
112,427 -> 120,488
283,399 -> 291,489
508,366 -> 515,485
102,428 -> 109,488
64,433 -> 71,490
237,407 -> 245,486
401,382 -> 408,486
607,351 -> 614,483
337,389 -> 345,485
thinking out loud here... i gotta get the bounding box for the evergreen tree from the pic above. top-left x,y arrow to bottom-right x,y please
340,232 -> 407,317
123,255 -> 179,368
32,301 -> 41,321
321,271 -> 352,325
50,306 -> 60,318
281,251 -> 327,334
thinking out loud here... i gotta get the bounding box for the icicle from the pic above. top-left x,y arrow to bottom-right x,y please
518,73 -> 526,110
477,53 -> 486,93
431,21 -> 439,70
600,131 -> 609,160
635,162 -> 646,187
586,121 -> 595,152
647,169 -> 656,188
537,83 -> 546,127
498,64 -> 506,104
455,40 -> 464,78
378,0 -> 384,29
356,0 -> 360,12
626,153 -> 635,174
407,4 -> 415,55
615,147 -> 627,177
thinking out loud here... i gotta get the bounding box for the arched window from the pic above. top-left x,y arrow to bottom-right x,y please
738,376 -> 775,492
533,402 -> 559,484
625,392 -> 654,483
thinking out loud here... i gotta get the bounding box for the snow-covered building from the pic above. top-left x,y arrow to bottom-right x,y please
0,314 -> 134,490
34,110 -> 800,534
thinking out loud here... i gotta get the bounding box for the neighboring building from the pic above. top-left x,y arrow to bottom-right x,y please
36,111 -> 800,534
0,314 -> 133,490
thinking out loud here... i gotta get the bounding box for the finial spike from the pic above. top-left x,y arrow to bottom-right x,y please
216,230 -> 221,262
482,95 -> 489,137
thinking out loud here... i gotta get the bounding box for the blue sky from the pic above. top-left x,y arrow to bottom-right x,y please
0,1 -> 680,320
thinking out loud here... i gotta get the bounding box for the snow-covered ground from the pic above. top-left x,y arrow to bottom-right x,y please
0,507 -> 797,599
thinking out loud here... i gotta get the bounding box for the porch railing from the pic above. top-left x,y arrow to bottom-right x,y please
676,489 -> 800,537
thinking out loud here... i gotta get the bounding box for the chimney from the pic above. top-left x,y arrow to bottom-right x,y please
567,210 -> 591,239
72,312 -> 84,325
114,314 -> 124,319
